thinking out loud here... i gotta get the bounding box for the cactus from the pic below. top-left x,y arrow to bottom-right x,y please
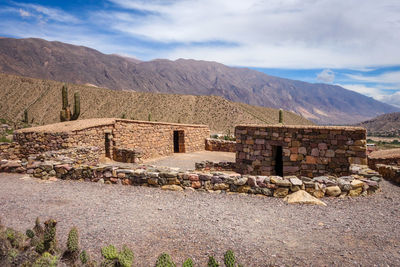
224,250 -> 235,267
33,252 -> 58,267
117,245 -> 134,267
66,227 -> 79,253
148,113 -> 152,121
101,245 -> 118,260
182,258 -> 194,267
26,229 -> 35,239
208,256 -> 220,267
156,253 -> 176,267
278,108 -> 283,124
71,92 -> 80,120
60,85 -> 80,121
23,109 -> 28,123
33,217 -> 44,236
43,219 -> 58,254
80,250 -> 89,264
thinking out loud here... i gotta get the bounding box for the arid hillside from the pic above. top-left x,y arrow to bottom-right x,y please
357,112 -> 400,136
0,73 -> 312,133
0,37 -> 398,124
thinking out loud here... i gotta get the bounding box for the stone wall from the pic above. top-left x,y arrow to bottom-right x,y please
0,158 -> 382,198
235,125 -> 367,177
205,138 -> 236,152
113,120 -> 209,160
12,119 -> 209,162
375,164 -> 400,184
0,142 -> 21,160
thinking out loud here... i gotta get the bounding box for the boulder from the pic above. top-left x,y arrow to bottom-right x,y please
325,186 -> 341,197
273,188 -> 289,198
289,177 -> 303,186
351,180 -> 364,189
284,190 -> 327,206
161,185 -> 183,191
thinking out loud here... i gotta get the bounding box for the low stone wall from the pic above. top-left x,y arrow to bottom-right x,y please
195,160 -> 236,171
236,125 -> 367,177
205,138 -> 236,152
375,164 -> 400,184
0,158 -> 382,198
113,147 -> 143,163
0,142 -> 21,160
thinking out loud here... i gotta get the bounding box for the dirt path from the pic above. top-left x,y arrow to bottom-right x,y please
0,173 -> 399,266
144,151 -> 235,170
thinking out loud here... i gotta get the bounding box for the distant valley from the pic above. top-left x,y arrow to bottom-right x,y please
0,37 -> 398,125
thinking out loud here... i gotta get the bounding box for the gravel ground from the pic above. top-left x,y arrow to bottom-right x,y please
0,173 -> 399,266
144,151 -> 235,170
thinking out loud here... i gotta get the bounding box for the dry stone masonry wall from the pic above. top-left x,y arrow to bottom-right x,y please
12,119 -> 209,162
236,125 -> 367,177
205,138 -> 236,152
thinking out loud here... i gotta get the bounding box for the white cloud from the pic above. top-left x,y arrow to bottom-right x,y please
346,71 -> 400,85
316,69 -> 335,83
376,92 -> 400,108
338,84 -> 382,97
14,3 -> 80,23
18,9 -> 31,17
103,0 -> 400,68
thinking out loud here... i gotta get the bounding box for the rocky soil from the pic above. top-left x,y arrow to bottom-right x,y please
0,173 -> 399,266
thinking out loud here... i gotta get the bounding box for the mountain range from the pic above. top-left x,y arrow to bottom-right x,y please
0,37 -> 398,125
357,112 -> 400,136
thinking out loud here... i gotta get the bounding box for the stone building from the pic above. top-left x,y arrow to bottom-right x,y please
235,125 -> 367,177
14,118 -> 210,162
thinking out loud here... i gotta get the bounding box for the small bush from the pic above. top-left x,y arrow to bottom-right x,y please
183,257 -> 194,267
102,245 -> 118,260
118,245 -> 134,267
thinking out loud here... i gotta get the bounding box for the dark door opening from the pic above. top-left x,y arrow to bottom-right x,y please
274,146 -> 283,176
173,131 -> 179,153
105,133 -> 111,158
173,130 -> 185,153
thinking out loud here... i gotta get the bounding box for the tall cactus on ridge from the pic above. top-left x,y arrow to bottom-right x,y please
60,84 -> 80,121
278,108 -> 283,124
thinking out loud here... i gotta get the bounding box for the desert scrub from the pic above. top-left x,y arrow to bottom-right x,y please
155,253 -> 176,267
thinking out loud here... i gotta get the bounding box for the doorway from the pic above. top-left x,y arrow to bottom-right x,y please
273,146 -> 283,176
173,130 -> 185,153
105,133 -> 111,158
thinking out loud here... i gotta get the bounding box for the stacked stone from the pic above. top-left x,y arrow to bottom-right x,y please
205,138 -> 236,152
195,160 -> 236,171
113,120 -> 209,159
0,158 -> 381,198
0,142 -> 21,160
375,164 -> 400,184
14,132 -> 70,156
236,125 -> 367,177
113,148 -> 143,163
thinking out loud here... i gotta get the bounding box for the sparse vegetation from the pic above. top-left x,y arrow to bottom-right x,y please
367,138 -> 400,150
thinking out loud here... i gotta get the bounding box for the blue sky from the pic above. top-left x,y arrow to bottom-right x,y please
0,0 -> 399,107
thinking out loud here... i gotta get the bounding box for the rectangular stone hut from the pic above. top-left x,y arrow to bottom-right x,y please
235,125 -> 367,177
14,118 -> 210,162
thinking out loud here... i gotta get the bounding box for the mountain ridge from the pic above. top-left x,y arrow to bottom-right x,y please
0,37 -> 398,124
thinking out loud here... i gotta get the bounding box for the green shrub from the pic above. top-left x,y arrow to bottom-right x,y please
156,253 -> 176,267
208,256 -> 220,267
224,250 -> 235,267
43,219 -> 57,254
